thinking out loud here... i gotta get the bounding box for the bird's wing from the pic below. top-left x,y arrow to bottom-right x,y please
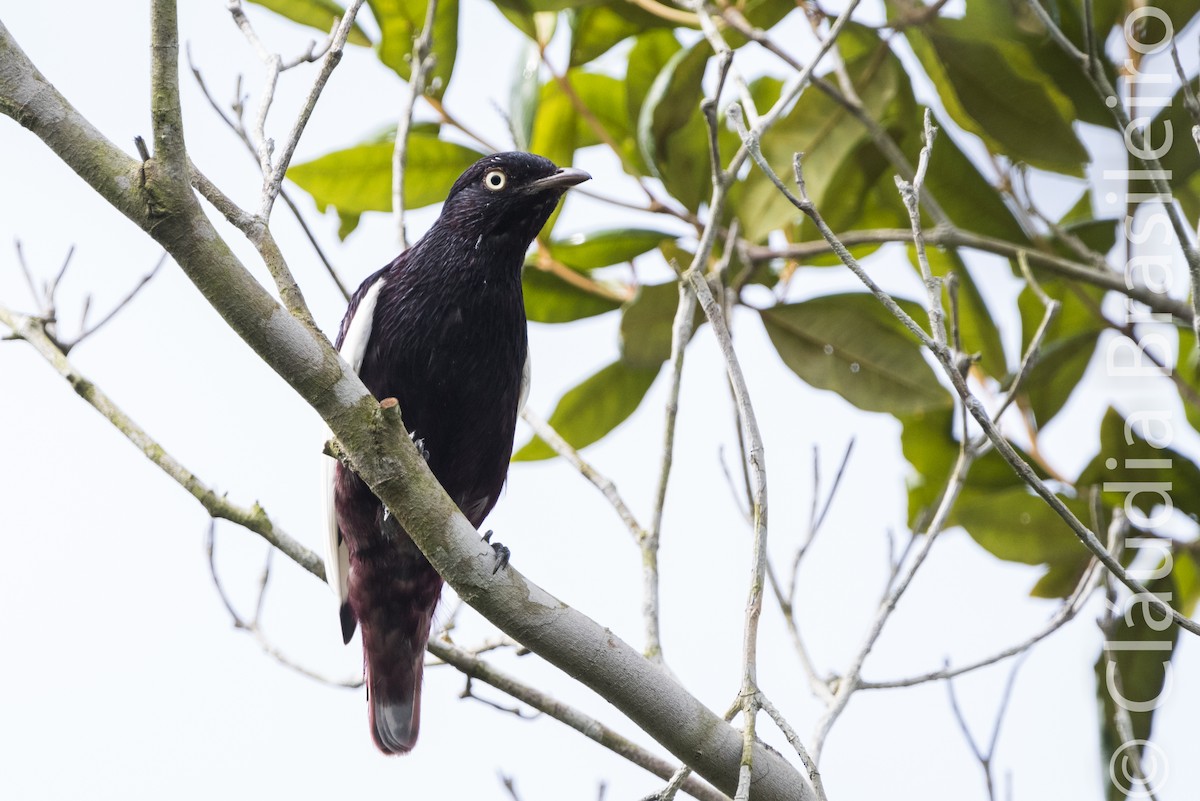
323,275 -> 388,609
518,350 -> 531,414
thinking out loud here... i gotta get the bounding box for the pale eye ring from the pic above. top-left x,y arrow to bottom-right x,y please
484,169 -> 507,191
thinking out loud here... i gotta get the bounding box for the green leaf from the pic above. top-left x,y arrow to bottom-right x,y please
751,25 -> 912,243
1130,0 -> 1200,40
528,70 -> 642,232
900,406 -> 1044,529
286,131 -> 483,214
489,0 -> 538,39
1029,558 -> 1092,599
1140,77 -> 1200,223
760,294 -> 951,416
1022,330 -> 1100,425
1095,567 -> 1180,801
513,361 -> 661,460
548,228 -> 674,271
510,43 -> 541,151
249,0 -> 372,45
741,0 -> 796,31
915,115 -> 1029,244
903,13 -> 1087,174
950,0 -> 1118,129
1174,545 -> 1200,616
619,280 -> 701,367
1015,275 -> 1105,427
337,210 -> 361,240
1052,191 -> 1118,258
1178,328 -> 1200,434
952,485 -> 1091,574
567,72 -> 644,172
568,1 -> 679,67
1078,408 -> 1200,524
522,266 -> 621,323
637,40 -> 713,211
529,75 -> 578,171
369,0 -> 459,99
626,30 -> 681,128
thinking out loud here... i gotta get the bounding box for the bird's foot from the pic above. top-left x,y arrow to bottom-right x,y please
482,530 -> 510,574
409,431 -> 430,462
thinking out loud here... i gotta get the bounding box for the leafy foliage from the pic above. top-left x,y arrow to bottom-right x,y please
264,0 -> 1200,771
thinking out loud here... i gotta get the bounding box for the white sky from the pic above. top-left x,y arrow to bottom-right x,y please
1,2 -> 1197,800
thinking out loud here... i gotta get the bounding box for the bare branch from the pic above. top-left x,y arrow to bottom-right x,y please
0,304 -> 325,578
189,164 -> 318,329
811,445 -> 973,761
187,50 -> 350,300
66,252 -> 167,349
206,523 -> 361,687
944,654 -> 1027,801
758,692 -> 828,801
150,0 -> 188,183
736,118 -> 1200,640
745,227 -> 1193,326
520,408 -> 646,543
428,639 -> 732,801
861,549 -> 1102,690
260,0 -> 366,219
393,0 -> 438,247
896,109 -> 946,345
1026,0 -> 1200,347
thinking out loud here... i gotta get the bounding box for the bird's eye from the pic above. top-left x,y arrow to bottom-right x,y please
483,169 -> 507,191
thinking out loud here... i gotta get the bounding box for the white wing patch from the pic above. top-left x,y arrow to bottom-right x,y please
518,351 -> 531,414
323,277 -> 387,607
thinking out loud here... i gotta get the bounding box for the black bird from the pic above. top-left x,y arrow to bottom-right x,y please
324,152 -> 590,754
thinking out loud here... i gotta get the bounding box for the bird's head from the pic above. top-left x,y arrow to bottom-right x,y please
434,152 -> 591,249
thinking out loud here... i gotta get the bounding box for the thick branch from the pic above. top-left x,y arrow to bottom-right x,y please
0,23 -> 813,799
150,0 -> 187,183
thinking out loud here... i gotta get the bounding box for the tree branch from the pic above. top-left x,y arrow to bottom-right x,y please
428,639 -> 731,801
0,304 -> 324,578
150,0 -> 187,183
0,24 -> 814,799
393,0 -> 438,247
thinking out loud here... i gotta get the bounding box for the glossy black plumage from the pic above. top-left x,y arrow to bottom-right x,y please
329,152 -> 589,755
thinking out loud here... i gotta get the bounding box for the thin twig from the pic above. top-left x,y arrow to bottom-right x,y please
758,692 -> 828,801
861,550 -> 1102,689
206,522 -> 361,687
188,49 -> 350,299
944,654 -> 1027,801
393,0 -> 438,248
260,0 -> 367,219
519,408 -> 646,543
428,638 -> 732,801
741,119 -> 1200,639
66,253 -> 167,349
641,274 -> 698,663
1026,0 -> 1200,347
0,305 -> 324,578
744,228 -> 1192,325
810,445 -> 973,761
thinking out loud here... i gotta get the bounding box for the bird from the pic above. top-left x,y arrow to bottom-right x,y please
323,152 -> 590,755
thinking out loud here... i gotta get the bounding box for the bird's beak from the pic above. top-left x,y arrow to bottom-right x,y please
525,167 -> 592,193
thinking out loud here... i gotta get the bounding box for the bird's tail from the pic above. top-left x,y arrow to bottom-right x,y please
364,636 -> 425,755
353,546 -> 442,755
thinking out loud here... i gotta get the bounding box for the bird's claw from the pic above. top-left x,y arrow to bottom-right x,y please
482,530 -> 510,574
409,432 -> 430,462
